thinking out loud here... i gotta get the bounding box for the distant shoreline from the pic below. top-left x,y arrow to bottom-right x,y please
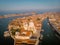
0,12 -> 60,19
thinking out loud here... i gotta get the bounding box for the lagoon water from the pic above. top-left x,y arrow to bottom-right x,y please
0,14 -> 60,45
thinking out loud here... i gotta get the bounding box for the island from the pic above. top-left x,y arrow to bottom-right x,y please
3,12 -> 60,45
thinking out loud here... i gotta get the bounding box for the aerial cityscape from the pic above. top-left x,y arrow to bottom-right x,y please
0,0 -> 60,45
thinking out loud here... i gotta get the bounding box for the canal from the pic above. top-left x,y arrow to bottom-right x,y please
40,19 -> 60,45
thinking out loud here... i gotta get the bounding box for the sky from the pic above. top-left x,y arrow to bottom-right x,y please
0,0 -> 60,11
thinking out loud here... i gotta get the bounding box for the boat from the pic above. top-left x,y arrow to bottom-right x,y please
4,31 -> 10,37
